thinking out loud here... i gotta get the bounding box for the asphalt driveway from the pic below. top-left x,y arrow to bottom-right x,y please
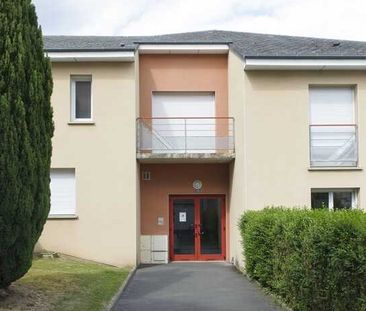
112,262 -> 284,311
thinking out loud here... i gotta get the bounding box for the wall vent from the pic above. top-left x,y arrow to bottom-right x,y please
142,171 -> 151,181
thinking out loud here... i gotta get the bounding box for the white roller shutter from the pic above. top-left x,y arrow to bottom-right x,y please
152,92 -> 215,118
310,87 -> 354,124
309,87 -> 356,166
151,92 -> 216,153
50,169 -> 76,215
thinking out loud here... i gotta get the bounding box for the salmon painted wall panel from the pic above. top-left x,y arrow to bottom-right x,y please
139,54 -> 228,118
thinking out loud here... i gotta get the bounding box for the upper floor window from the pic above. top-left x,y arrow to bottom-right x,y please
71,75 -> 92,122
309,86 -> 357,167
137,91 -> 235,157
151,92 -> 216,153
311,188 -> 358,210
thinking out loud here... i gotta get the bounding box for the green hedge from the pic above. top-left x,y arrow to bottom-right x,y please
239,208 -> 366,311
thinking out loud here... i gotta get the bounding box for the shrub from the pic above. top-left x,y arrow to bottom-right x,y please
0,1 -> 53,288
239,208 -> 366,311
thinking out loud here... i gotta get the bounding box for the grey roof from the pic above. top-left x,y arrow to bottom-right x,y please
44,30 -> 366,59
43,36 -> 136,51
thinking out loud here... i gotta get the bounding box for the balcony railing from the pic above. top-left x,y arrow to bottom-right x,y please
310,124 -> 358,167
137,117 -> 235,159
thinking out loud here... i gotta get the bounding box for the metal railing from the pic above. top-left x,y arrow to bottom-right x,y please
310,124 -> 358,167
137,117 -> 235,154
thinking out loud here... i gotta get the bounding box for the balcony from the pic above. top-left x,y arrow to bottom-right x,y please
137,117 -> 235,162
310,124 -> 358,167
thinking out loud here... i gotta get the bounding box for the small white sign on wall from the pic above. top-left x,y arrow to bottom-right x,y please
157,217 -> 164,226
179,212 -> 186,222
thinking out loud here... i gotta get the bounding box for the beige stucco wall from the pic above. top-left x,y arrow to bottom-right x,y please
135,52 -> 142,265
243,70 -> 366,212
37,51 -> 366,269
38,61 -> 138,267
228,51 -> 246,268
229,53 -> 366,268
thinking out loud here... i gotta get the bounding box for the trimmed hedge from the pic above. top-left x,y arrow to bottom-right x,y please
239,208 -> 366,311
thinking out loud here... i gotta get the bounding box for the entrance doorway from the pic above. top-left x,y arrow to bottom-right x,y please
169,195 -> 226,261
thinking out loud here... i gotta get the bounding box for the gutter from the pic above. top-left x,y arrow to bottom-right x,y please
138,43 -> 229,54
45,50 -> 135,62
244,57 -> 366,70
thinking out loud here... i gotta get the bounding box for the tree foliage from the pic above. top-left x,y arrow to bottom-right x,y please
0,0 -> 53,288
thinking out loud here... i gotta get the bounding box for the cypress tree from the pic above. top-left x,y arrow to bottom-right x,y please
0,0 -> 53,288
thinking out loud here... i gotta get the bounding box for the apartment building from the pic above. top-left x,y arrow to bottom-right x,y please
37,30 -> 366,267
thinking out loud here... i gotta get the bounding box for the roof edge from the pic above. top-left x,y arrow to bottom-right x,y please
44,48 -> 135,52
244,57 -> 366,70
46,50 -> 135,62
133,41 -> 233,44
245,55 -> 366,60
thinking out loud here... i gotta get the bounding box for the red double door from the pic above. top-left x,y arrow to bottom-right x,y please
169,195 -> 226,261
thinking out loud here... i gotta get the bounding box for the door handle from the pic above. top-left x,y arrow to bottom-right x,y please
193,224 -> 203,237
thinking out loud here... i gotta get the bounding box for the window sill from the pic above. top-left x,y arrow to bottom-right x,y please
68,121 -> 95,125
308,167 -> 362,171
48,214 -> 78,220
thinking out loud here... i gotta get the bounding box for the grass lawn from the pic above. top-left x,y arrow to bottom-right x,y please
0,255 -> 131,311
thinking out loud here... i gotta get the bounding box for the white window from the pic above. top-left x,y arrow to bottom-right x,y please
309,86 -> 357,167
311,189 -> 358,210
71,76 -> 92,122
150,92 -> 215,153
50,169 -> 76,216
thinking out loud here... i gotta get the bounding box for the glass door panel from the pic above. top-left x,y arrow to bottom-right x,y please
173,199 -> 195,255
200,198 -> 221,255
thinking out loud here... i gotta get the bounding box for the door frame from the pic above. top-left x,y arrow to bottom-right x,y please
169,194 -> 226,261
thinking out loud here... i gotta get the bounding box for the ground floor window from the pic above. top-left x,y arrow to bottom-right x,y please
311,189 -> 358,210
50,168 -> 76,216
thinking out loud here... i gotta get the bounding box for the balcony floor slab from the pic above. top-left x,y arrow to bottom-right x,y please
137,152 -> 235,163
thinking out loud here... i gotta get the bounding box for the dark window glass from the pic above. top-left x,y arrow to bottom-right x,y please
200,198 -> 221,254
334,192 -> 352,210
173,199 -> 195,255
75,81 -> 91,119
311,192 -> 329,209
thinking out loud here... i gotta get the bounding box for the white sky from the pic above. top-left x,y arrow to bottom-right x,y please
32,0 -> 366,41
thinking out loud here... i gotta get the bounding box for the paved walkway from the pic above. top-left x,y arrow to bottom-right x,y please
112,262 -> 284,311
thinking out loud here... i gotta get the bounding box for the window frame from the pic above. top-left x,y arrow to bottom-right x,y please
308,85 -> 358,168
70,75 -> 93,123
311,188 -> 358,210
